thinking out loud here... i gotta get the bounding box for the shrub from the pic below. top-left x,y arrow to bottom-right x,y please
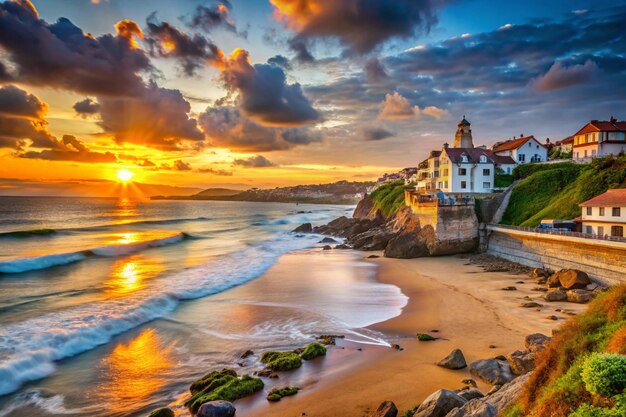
300,342 -> 327,360
569,393 -> 626,417
260,351 -> 302,371
267,386 -> 299,402
581,353 -> 626,397
148,408 -> 174,417
495,173 -> 514,188
369,180 -> 411,217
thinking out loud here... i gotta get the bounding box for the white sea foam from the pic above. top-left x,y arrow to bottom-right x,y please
0,390 -> 99,416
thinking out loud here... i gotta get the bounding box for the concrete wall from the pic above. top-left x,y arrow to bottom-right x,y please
487,226 -> 626,285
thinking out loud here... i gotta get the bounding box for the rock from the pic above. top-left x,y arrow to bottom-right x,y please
488,345 -> 496,349
486,385 -> 502,395
368,401 -> 398,417
469,359 -> 514,386
520,302 -> 542,308
148,408 -> 175,417
240,350 -> 254,359
501,286 -> 517,291
546,274 -> 562,288
322,245 -> 332,250
391,344 -> 402,350
437,349 -> 468,370
444,400 -> 496,417
196,401 -> 236,417
384,233 -> 429,259
316,334 -> 344,345
494,355 -> 507,361
319,237 -> 339,244
458,389 -> 484,401
417,333 -> 437,341
506,350 -> 536,375
547,315 -> 559,320
335,244 -> 351,249
532,287 -> 548,292
543,290 -> 567,302
462,379 -> 477,388
292,223 -> 312,233
529,268 -> 550,280
552,269 -> 591,289
566,289 -> 595,303
525,333 -> 551,352
414,389 -> 467,417
367,255 -> 380,258
515,281 -> 525,284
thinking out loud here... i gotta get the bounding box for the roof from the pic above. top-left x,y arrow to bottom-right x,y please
574,119 -> 626,136
492,135 -> 544,153
429,150 -> 441,158
556,136 -> 574,145
458,116 -> 471,126
579,189 -> 626,207
443,147 -> 515,165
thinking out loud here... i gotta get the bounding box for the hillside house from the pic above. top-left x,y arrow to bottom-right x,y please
579,189 -> 626,237
491,135 -> 547,167
573,117 -> 626,161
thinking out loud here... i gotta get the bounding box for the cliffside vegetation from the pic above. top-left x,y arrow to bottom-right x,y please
501,156 -> 626,226
369,180 -> 414,217
503,285 -> 626,417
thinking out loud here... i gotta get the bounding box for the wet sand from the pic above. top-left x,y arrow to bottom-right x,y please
244,252 -> 585,417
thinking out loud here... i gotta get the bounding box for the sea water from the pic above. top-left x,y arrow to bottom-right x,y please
0,197 -> 407,416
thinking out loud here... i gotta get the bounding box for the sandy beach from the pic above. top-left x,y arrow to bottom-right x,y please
243,251 -> 586,417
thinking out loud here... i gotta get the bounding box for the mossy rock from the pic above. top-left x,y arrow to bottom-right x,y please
186,372 -> 263,414
189,368 -> 238,394
267,386 -> 299,402
417,333 -> 437,341
261,351 -> 302,371
148,408 -> 174,417
300,342 -> 327,360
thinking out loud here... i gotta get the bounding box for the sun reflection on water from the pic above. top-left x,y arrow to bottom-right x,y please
104,255 -> 164,298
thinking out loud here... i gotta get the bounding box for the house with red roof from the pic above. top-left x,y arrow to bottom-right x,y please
491,135 -> 547,166
572,117 -> 626,161
579,189 -> 626,237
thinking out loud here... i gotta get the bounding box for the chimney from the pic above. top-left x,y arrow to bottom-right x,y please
610,116 -> 617,124
443,142 -> 449,149
546,138 -> 550,144
520,133 -> 524,138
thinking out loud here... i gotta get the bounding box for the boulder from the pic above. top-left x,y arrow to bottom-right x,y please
437,349 -> 468,370
196,401 -> 236,417
335,244 -> 351,249
469,359 -> 514,386
292,223 -> 312,233
546,274 -> 562,288
566,289 -> 595,303
319,237 -> 339,244
369,401 -> 398,417
444,400 -> 496,417
506,350 -> 536,375
458,389 -> 484,401
322,245 -> 332,250
553,269 -> 591,289
543,290 -> 567,302
529,268 -> 550,280
384,233 -> 429,259
414,389 -> 467,417
349,227 -> 395,251
520,302 -> 542,308
148,408 -> 174,417
525,333 -> 551,352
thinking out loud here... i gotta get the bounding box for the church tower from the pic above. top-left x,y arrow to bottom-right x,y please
454,116 -> 474,148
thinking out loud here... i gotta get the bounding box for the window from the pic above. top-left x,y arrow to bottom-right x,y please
443,169 -> 449,176
599,207 -> 605,216
518,154 -> 526,162
611,225 -> 624,237
444,181 -> 449,189
598,226 -> 604,236
586,207 -> 592,215
483,169 -> 490,176
480,155 -> 487,163
507,167 -> 512,174
483,182 -> 491,189
458,168 -> 467,175
613,207 -> 621,217
584,150 -> 588,157
528,142 -> 532,147
585,226 -> 593,234
592,149 -> 597,157
461,181 -> 467,189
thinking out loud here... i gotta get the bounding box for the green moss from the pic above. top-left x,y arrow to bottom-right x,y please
369,180 -> 413,218
189,368 -> 238,394
186,374 -> 264,413
261,351 -> 302,371
416,333 -> 436,341
401,406 -> 418,417
148,408 -> 174,417
267,386 -> 299,402
300,342 -> 327,360
581,353 -> 626,397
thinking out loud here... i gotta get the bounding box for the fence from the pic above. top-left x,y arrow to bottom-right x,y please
489,224 -> 626,243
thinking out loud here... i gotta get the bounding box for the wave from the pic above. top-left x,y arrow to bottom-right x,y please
0,233 -> 186,274
0,229 -> 56,239
0,389 -> 99,416
0,233 -> 320,396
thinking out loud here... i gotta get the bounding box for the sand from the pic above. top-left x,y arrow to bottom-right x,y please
244,252 -> 586,417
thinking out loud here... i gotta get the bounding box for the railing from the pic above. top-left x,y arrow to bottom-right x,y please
405,189 -> 475,207
489,224 -> 626,243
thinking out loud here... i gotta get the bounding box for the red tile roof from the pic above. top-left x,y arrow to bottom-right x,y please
579,189 -> 626,207
556,136 -> 574,145
575,120 -> 626,136
492,136 -> 544,152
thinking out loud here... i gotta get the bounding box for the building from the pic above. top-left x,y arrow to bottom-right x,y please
572,117 -> 626,161
491,135 -> 548,166
579,189 -> 626,237
554,136 -> 574,153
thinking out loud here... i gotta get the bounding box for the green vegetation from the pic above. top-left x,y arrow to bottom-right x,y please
267,386 -> 299,402
369,180 -> 413,217
148,408 -> 174,417
0,228 -> 56,238
416,333 -> 437,341
401,406 -> 418,417
260,351 -> 303,371
300,342 -> 327,360
495,173 -> 514,188
186,372 -> 264,414
503,285 -> 626,417
501,156 -> 626,227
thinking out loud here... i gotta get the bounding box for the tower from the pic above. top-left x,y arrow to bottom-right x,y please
454,115 -> 474,148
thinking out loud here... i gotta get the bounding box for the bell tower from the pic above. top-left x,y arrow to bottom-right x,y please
454,115 -> 474,148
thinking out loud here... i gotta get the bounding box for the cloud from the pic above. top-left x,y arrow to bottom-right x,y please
363,57 -> 387,82
532,60 -> 599,91
0,1 -> 150,96
186,1 -> 243,36
421,106 -> 449,119
267,55 -> 292,70
199,106 -> 321,152
115,19 -> 143,44
0,84 -> 47,119
159,159 -> 193,171
197,166 -> 233,176
18,135 -> 117,163
73,98 -> 100,116
220,49 -> 319,126
233,155 -> 275,168
269,0 -> 440,54
288,38 -> 315,63
362,126 -> 394,141
146,14 -> 225,76
378,92 -> 416,120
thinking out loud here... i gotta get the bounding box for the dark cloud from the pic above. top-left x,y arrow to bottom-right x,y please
18,135 -> 117,163
0,61 -> 12,81
199,106 -> 321,152
362,126 -> 394,141
197,166 -> 233,176
73,98 -> 100,116
270,0 -> 440,54
233,155 -> 275,168
288,38 -> 315,64
364,57 -> 387,82
0,0 -> 150,96
145,14 -> 224,76
159,159 -> 193,171
0,84 -> 47,118
532,60 -> 599,91
267,55 -> 292,71
186,1 -> 244,36
117,154 -> 156,167
221,49 -> 319,126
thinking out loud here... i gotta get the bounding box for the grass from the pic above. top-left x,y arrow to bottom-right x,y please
267,386 -> 299,402
369,180 -> 413,218
260,351 -> 302,371
186,372 -> 264,414
300,342 -> 327,360
501,156 -> 626,227
495,173 -> 515,188
503,285 -> 626,417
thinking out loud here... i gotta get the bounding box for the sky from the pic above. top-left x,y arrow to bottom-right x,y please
0,0 -> 625,195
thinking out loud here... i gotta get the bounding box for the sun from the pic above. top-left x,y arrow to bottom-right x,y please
116,169 -> 135,182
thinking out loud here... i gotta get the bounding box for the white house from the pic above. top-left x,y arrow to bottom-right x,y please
492,135 -> 548,167
572,118 -> 626,161
579,189 -> 626,237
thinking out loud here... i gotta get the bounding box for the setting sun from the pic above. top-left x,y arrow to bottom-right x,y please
116,169 -> 135,182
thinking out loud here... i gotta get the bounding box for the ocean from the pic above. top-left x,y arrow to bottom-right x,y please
0,197 -> 407,417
